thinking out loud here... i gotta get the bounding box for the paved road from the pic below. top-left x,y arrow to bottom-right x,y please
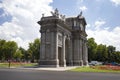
0,68 -> 120,80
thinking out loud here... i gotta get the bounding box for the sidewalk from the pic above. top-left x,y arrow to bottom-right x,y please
18,66 -> 78,71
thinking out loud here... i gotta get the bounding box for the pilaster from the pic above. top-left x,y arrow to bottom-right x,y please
40,32 -> 45,60
79,39 -> 83,66
82,40 -> 88,66
73,39 -> 80,66
68,39 -> 73,66
61,35 -> 66,67
50,32 -> 55,59
55,32 -> 59,67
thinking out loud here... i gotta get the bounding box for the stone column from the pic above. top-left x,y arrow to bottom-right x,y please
39,32 -> 46,66
77,39 -> 80,65
50,32 -> 55,59
84,41 -> 88,66
82,40 -> 88,66
40,32 -> 46,60
69,38 -> 73,66
79,39 -> 83,66
73,39 -> 80,66
55,32 -> 59,67
82,40 -> 85,65
62,35 -> 66,67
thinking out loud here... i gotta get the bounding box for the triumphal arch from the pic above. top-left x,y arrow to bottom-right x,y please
38,9 -> 88,67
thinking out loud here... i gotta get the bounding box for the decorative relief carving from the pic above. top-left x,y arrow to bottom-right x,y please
58,34 -> 62,47
51,8 -> 65,21
58,35 -> 62,42
51,8 -> 59,17
46,29 -> 50,44
77,11 -> 82,19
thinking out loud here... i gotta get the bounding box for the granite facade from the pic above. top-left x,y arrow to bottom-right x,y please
37,9 -> 88,67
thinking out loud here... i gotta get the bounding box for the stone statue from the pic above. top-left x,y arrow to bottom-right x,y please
60,14 -> 65,21
80,11 -> 82,16
77,11 -> 82,18
42,13 -> 44,17
51,8 -> 59,17
51,8 -> 66,21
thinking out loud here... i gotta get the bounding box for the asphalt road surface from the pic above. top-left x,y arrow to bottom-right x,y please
0,68 -> 120,80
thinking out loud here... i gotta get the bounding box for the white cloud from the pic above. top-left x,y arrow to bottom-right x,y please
87,26 -> 120,51
111,0 -> 120,6
79,6 -> 87,11
0,0 -> 53,49
0,4 -> 2,8
86,24 -> 91,28
77,0 -> 87,12
94,20 -> 106,30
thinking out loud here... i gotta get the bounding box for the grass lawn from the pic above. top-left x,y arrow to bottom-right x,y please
71,66 -> 120,73
0,62 -> 38,68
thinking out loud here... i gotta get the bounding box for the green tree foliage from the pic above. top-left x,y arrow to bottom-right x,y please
19,47 -> 29,62
0,39 -> 6,60
28,38 -> 40,62
96,44 -> 108,61
3,41 -> 18,60
114,51 -> 120,63
0,40 -> 18,61
107,45 -> 116,62
87,38 -> 97,62
87,38 -> 120,63
14,49 -> 23,61
0,39 -> 40,62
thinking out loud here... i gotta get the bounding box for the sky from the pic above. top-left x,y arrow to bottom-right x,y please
0,0 -> 120,51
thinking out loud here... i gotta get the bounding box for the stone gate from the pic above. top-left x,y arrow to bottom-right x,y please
37,9 -> 88,67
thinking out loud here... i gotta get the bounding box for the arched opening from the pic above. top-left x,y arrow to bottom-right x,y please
65,39 -> 70,66
58,47 -> 62,67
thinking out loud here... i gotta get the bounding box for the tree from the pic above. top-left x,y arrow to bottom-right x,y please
19,47 -> 28,61
114,51 -> 120,63
0,39 -> 6,61
33,39 -> 40,61
87,38 -> 97,62
96,44 -> 108,62
107,45 -> 116,62
3,41 -> 18,60
14,49 -> 23,61
28,38 -> 40,62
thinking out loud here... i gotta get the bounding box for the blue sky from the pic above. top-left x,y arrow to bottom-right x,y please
51,0 -> 120,29
0,0 -> 120,50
